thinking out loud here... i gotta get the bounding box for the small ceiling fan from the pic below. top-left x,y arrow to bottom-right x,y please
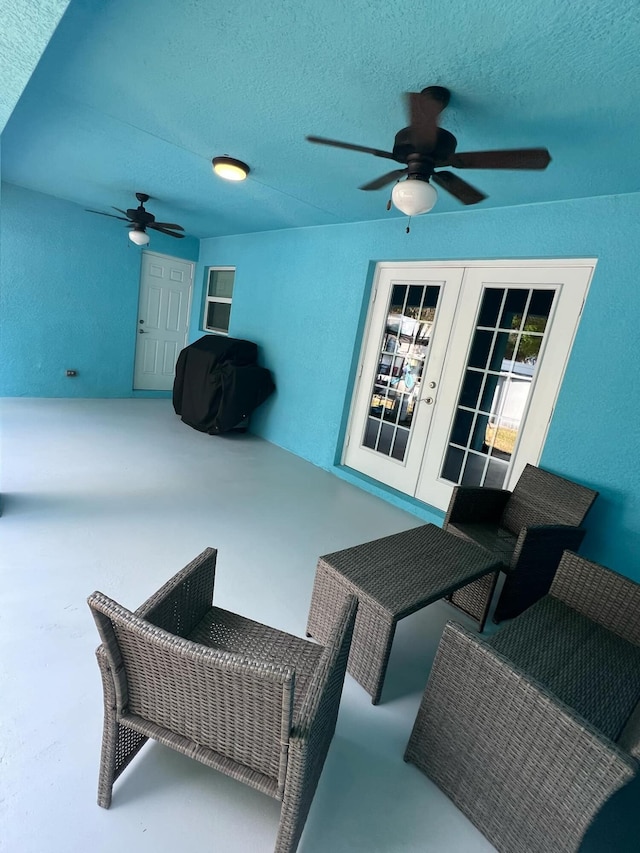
307,87 -> 551,214
86,192 -> 185,244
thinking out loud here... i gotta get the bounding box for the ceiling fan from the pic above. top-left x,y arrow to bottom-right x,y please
86,192 -> 185,244
307,87 -> 551,215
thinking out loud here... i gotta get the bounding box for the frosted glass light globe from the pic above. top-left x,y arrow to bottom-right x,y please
129,229 -> 150,246
391,179 -> 438,216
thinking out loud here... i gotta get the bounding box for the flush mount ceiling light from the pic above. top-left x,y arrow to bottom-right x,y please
212,156 -> 250,181
128,227 -> 150,246
391,178 -> 438,216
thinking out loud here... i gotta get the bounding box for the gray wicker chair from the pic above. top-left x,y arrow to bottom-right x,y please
405,550 -> 640,853
444,462 -> 598,628
88,548 -> 357,853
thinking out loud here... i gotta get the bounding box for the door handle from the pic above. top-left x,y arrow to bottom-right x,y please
139,329 -> 147,334
421,397 -> 434,405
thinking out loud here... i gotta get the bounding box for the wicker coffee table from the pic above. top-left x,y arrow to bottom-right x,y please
306,523 -> 502,704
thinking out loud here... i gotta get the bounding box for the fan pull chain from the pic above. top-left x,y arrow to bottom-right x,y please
406,216 -> 412,234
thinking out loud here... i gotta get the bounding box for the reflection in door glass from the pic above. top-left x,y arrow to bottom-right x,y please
440,286 -> 556,487
362,283 -> 440,462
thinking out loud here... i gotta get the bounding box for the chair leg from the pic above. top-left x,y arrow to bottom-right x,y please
274,740 -> 319,853
95,647 -> 147,808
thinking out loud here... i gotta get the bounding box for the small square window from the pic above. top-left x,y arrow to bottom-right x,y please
202,267 -> 235,333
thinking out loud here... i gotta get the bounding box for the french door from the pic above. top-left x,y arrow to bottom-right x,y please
343,260 -> 595,511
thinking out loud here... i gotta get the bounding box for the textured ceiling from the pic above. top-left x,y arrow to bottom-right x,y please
2,0 -> 640,238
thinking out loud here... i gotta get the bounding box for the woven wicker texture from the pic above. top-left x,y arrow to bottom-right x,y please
306,523 -> 501,703
488,595 -> 640,739
405,621 -> 637,853
88,548 -> 357,853
550,549 -> 640,646
445,464 -> 598,626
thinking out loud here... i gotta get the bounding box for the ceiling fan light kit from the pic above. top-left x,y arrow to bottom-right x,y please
306,85 -> 551,223
212,156 -> 250,181
128,228 -> 150,246
391,178 -> 438,216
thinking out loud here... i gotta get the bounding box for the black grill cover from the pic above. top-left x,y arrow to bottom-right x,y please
173,335 -> 275,434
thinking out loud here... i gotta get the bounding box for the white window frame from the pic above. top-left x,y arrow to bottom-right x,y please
202,266 -> 235,334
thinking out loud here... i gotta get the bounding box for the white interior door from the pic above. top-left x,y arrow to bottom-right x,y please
344,260 -> 595,511
134,252 -> 193,391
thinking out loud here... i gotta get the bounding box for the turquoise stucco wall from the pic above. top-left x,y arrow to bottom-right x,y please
195,192 -> 640,578
0,183 -> 199,397
2,180 -> 639,577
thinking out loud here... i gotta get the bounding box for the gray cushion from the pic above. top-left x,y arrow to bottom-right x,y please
488,596 -> 640,741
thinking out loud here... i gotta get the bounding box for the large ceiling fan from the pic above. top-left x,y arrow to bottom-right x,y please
86,192 -> 185,244
307,87 -> 551,215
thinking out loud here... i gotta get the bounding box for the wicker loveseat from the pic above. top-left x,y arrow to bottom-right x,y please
88,548 -> 357,853
405,550 -> 640,853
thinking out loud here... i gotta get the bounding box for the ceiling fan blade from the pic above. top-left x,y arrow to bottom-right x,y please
151,222 -> 185,231
432,171 -> 487,205
147,224 -> 185,238
112,207 -> 130,216
443,148 -> 552,170
86,209 -> 130,221
306,135 -> 396,160
406,91 -> 440,151
359,168 -> 407,191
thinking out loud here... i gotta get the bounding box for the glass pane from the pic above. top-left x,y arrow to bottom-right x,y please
391,428 -> 410,461
208,268 -> 235,298
489,332 -> 511,371
206,301 -> 231,332
361,281 -> 441,464
471,414 -> 491,453
451,408 -> 474,446
363,417 -> 379,449
442,446 -> 464,483
484,420 -> 516,460
526,290 -> 555,333
499,289 -> 528,329
512,333 -> 542,366
485,457 -> 509,487
459,370 -> 484,409
477,288 -> 504,327
468,330 -> 493,369
377,422 -> 395,455
461,452 -> 486,485
480,374 -> 500,413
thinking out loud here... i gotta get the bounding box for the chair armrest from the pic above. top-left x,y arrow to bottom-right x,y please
276,595 -> 357,853
510,524 -> 587,571
136,547 -> 217,637
491,525 -> 587,621
444,486 -> 510,527
550,550 -> 640,646
405,621 -> 637,853
293,594 -> 357,736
